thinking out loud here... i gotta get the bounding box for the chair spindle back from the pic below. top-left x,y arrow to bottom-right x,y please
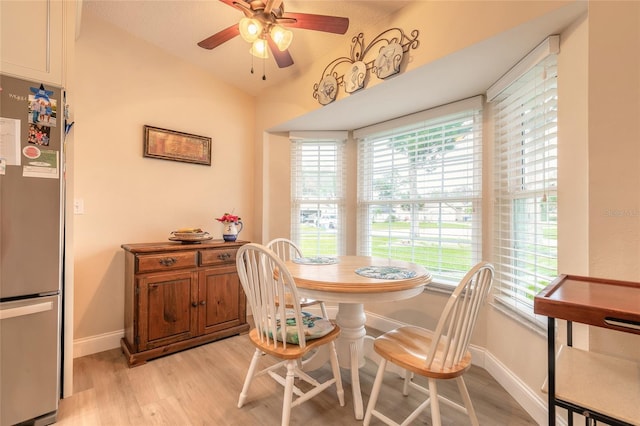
427,262 -> 494,370
266,238 -> 304,262
236,243 -> 307,350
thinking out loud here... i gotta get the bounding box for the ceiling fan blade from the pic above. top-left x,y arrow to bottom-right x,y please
219,0 -> 245,11
267,37 -> 294,68
219,0 -> 254,16
197,24 -> 240,49
263,0 -> 283,15
282,12 -> 349,34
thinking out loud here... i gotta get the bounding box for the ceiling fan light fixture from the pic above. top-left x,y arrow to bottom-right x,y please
199,1 -> 349,70
250,39 -> 269,59
239,17 -> 263,43
270,25 -> 293,51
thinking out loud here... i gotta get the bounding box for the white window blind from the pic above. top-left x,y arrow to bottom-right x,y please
290,132 -> 346,256
492,54 -> 558,327
356,97 -> 483,285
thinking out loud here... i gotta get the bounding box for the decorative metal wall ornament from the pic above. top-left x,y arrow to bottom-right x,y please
345,61 -> 366,93
312,28 -> 419,105
318,75 -> 338,105
374,42 -> 404,78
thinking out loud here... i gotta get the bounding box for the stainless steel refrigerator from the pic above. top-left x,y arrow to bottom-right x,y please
0,74 -> 64,426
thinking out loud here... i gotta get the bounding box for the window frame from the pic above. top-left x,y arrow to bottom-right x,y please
490,47 -> 559,328
290,132 -> 347,257
354,97 -> 484,287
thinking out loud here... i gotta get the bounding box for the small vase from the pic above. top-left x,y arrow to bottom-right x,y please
222,221 -> 243,242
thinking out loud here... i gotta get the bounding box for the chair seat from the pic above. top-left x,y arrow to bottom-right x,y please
273,312 -> 336,344
249,322 -> 341,360
374,325 -> 472,380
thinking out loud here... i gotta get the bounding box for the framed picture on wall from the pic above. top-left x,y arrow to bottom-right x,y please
143,125 -> 212,166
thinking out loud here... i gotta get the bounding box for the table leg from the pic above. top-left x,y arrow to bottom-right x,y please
349,341 -> 363,419
335,302 -> 367,420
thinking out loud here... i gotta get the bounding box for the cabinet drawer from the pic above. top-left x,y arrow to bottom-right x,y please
199,248 -> 238,266
136,251 -> 197,273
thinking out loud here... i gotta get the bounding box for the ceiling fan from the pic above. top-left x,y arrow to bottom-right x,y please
197,0 -> 350,68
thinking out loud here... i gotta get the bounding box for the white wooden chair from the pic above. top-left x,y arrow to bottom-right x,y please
266,238 -> 329,318
363,262 -> 495,426
235,243 -> 345,426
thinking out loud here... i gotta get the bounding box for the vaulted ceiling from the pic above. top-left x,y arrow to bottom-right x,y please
80,1 -> 587,131
81,0 -> 412,97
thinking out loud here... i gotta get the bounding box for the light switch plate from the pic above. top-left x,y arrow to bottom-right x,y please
74,199 -> 84,215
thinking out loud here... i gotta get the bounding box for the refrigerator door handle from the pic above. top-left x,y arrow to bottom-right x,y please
0,301 -> 54,320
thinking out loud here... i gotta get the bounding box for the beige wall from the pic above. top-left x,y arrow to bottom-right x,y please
68,0 -> 640,418
73,12 -> 256,339
257,1 -> 573,120
586,1 -> 640,359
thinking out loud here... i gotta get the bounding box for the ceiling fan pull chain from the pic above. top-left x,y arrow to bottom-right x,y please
262,55 -> 266,80
250,53 -> 255,75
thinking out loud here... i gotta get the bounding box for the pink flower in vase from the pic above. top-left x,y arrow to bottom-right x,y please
216,213 -> 241,224
216,212 -> 243,241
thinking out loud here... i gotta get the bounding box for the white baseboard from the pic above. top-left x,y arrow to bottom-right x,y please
484,351 -> 547,425
73,329 -> 123,358
72,309 -> 548,425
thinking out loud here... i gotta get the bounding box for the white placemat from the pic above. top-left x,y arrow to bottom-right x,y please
355,266 -> 417,280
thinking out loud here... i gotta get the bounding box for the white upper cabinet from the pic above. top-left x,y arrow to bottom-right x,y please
1,0 -> 64,85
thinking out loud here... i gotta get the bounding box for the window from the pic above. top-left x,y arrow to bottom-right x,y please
491,49 -> 558,327
355,97 -> 483,285
290,132 -> 346,256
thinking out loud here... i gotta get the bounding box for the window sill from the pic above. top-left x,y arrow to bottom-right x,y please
423,280 -> 456,295
425,283 -> 548,337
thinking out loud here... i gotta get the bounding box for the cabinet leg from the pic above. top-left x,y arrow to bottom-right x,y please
548,316 -> 556,426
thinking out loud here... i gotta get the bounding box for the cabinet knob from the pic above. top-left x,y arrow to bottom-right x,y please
191,302 -> 198,308
217,252 -> 231,260
159,257 -> 177,266
200,300 -> 206,306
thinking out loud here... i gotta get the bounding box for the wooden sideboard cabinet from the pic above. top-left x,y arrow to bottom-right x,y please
121,240 -> 250,366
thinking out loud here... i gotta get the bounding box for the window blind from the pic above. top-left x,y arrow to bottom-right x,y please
356,98 -> 483,285
290,134 -> 346,256
492,54 -> 558,327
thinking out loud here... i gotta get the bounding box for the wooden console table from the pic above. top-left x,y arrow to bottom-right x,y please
534,274 -> 640,425
121,240 -> 250,366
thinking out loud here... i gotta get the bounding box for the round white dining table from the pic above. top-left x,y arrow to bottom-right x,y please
284,255 -> 432,420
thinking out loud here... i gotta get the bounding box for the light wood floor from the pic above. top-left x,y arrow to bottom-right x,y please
57,334 -> 537,425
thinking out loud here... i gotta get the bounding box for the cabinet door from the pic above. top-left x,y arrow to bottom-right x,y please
0,0 -> 64,85
198,265 -> 246,335
137,270 -> 198,350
